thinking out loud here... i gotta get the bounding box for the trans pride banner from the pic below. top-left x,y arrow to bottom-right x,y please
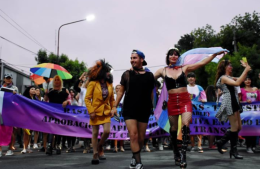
1,91 -> 260,139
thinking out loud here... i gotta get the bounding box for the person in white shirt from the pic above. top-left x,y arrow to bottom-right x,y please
187,72 -> 207,153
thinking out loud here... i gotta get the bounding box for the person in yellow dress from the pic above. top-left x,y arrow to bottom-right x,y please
85,59 -> 116,165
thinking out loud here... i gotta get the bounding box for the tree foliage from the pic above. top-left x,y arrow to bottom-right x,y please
175,11 -> 260,88
35,50 -> 87,88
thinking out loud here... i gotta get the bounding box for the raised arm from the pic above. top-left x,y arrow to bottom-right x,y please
154,68 -> 164,80
221,61 -> 251,86
185,51 -> 225,73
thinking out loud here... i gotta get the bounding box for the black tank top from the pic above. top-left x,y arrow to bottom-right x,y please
164,68 -> 187,90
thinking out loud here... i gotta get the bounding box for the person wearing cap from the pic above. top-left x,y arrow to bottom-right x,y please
154,48 -> 224,168
112,50 -> 154,169
186,72 -> 207,153
0,73 -> 18,157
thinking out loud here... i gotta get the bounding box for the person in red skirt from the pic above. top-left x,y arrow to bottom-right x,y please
154,48 -> 225,168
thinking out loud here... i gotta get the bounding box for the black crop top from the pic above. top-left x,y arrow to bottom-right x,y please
164,69 -> 187,90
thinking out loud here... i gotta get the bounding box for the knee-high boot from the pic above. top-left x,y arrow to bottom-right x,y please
215,129 -> 231,154
180,125 -> 190,169
170,130 -> 180,166
230,132 -> 243,159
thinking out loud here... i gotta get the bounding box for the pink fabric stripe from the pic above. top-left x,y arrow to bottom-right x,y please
0,125 -> 13,146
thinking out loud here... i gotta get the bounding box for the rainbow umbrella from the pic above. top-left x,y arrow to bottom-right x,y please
154,47 -> 228,133
30,74 -> 53,85
30,63 -> 72,79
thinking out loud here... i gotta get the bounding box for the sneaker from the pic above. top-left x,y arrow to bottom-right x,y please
38,147 -> 45,152
159,144 -> 164,151
21,149 -> 26,154
5,150 -> 14,156
120,146 -> 125,152
190,147 -> 195,152
33,144 -> 38,149
136,163 -> 144,169
198,147 -> 203,153
105,145 -> 111,150
113,147 -> 118,153
129,158 -> 136,169
247,147 -> 254,153
83,149 -> 89,154
143,146 -> 150,152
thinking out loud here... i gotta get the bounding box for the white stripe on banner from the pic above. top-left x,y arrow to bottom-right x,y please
0,91 -> 5,124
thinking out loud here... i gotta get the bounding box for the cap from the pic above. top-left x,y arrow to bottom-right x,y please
132,49 -> 147,66
4,73 -> 12,78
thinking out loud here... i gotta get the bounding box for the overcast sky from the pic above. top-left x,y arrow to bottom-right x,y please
1,0 -> 259,85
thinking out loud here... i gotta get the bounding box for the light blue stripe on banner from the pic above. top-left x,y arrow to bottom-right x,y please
0,91 -> 4,124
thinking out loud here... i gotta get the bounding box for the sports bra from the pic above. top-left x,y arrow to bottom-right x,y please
164,68 -> 187,90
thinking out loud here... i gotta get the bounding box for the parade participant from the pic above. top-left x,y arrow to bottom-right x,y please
113,84 -> 125,153
46,75 -> 71,155
85,59 -> 115,165
215,59 -> 251,159
74,72 -> 91,154
113,50 -> 155,169
21,86 -> 37,154
186,72 -> 206,153
65,89 -> 78,153
154,48 -> 225,168
32,87 -> 43,149
240,76 -> 260,153
0,73 -> 18,156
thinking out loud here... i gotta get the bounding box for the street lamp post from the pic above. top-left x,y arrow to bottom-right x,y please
57,15 -> 95,57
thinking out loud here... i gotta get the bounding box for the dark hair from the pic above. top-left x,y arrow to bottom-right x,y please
187,72 -> 196,78
205,85 -> 217,102
88,59 -> 113,84
166,49 -> 180,65
214,60 -> 231,86
241,76 -> 253,88
23,86 -> 36,99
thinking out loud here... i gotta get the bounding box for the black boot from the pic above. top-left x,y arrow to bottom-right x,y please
215,129 -> 231,154
46,144 -> 52,155
179,125 -> 190,169
170,130 -> 180,166
230,132 -> 243,159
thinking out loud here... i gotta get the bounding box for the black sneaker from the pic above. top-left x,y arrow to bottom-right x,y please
129,158 -> 136,169
38,147 -> 45,152
136,163 -> 144,169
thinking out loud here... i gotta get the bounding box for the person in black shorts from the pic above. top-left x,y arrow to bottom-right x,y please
112,50 -> 154,169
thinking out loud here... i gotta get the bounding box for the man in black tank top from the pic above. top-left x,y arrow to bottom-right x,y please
112,50 -> 154,169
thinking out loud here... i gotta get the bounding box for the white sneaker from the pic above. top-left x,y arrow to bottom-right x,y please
247,147 -> 254,153
135,163 -> 144,169
129,158 -> 136,169
21,149 -> 26,154
0,151 -> 2,157
190,147 -> 196,152
5,150 -> 14,156
159,143 -> 164,151
105,145 -> 111,150
33,144 -> 38,149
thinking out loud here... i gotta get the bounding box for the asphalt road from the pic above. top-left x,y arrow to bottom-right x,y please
0,144 -> 259,169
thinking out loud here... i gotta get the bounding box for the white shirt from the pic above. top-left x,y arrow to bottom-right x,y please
78,87 -> 87,107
